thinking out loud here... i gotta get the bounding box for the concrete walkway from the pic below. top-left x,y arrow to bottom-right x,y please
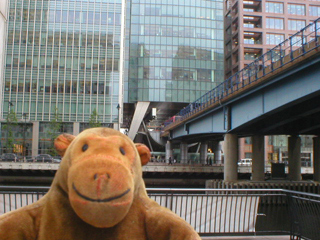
202,236 -> 290,240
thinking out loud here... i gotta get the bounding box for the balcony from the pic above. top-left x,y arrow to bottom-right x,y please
244,31 -> 262,45
244,48 -> 262,61
243,15 -> 262,29
243,0 -> 262,12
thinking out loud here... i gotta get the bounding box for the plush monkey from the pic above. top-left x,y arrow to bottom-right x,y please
0,127 -> 201,240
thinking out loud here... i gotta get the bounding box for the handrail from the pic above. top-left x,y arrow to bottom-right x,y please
0,186 -> 318,194
164,17 -> 320,130
1,186 -> 320,238
0,185 -> 286,192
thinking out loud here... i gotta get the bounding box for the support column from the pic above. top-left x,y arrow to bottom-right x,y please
212,141 -> 222,164
180,141 -> 188,164
252,135 -> 265,181
224,134 -> 238,182
288,135 -> 301,181
313,137 -> 320,182
113,123 -> 119,131
127,102 -> 150,140
73,122 -> 80,136
32,121 -> 39,157
165,140 -> 173,163
200,142 -> 208,165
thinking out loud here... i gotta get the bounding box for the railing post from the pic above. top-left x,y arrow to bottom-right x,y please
279,44 -> 283,66
242,70 -> 245,87
236,73 -> 239,91
315,20 -> 319,45
255,61 -> 258,80
301,30 -> 305,54
290,37 -> 293,60
262,54 -> 265,76
270,50 -> 274,71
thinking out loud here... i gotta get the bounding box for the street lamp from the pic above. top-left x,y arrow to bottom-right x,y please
23,113 -> 27,159
116,104 -> 120,131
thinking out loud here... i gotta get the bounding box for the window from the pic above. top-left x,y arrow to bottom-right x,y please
288,19 -> 306,31
265,2 -> 283,13
266,18 -> 284,29
244,8 -> 254,12
244,22 -> 255,28
266,33 -> 284,45
197,69 -> 214,82
309,6 -> 320,16
49,10 -> 55,22
144,25 -> 160,36
244,38 -> 255,44
62,10 -> 68,23
288,4 -> 305,15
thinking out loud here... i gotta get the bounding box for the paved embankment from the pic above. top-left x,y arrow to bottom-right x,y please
202,236 -> 290,240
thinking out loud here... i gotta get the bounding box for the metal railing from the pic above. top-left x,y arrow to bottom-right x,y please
1,186 -> 320,239
286,190 -> 320,240
164,17 -> 320,129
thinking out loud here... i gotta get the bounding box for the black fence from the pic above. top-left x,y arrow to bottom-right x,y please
0,186 -> 319,239
286,190 -> 320,240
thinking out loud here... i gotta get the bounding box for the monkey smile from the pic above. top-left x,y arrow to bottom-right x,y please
72,183 -> 131,203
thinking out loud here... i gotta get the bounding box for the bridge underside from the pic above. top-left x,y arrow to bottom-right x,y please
170,90 -> 320,143
168,52 -> 320,143
232,91 -> 320,136
169,133 -> 224,143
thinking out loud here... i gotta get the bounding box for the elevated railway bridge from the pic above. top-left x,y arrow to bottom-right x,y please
162,18 -> 320,183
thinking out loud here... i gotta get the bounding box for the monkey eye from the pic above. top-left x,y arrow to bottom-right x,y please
119,147 -> 126,155
82,144 -> 89,152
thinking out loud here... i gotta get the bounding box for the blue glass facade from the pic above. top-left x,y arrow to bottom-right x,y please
126,0 -> 224,103
5,0 -> 123,123
3,0 -> 124,154
1,0 -> 224,155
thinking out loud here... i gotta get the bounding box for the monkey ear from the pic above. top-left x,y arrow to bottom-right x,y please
54,133 -> 76,157
135,143 -> 151,166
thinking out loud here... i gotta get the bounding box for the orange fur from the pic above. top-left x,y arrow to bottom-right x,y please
0,127 -> 201,240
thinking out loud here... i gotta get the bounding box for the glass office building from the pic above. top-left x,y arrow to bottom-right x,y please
2,0 -> 124,154
5,0 -> 123,122
127,0 -> 224,103
1,0 -> 224,155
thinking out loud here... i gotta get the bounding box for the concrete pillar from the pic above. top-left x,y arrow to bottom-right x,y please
180,141 -> 188,164
128,102 -> 150,140
252,135 -> 265,181
113,123 -> 119,131
313,137 -> 320,182
32,121 -> 39,157
73,122 -> 80,136
200,142 -> 208,165
165,140 -> 173,163
288,135 -> 301,181
224,134 -> 238,182
212,141 -> 222,164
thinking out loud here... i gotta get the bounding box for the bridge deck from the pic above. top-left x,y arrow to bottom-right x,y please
163,20 -> 320,135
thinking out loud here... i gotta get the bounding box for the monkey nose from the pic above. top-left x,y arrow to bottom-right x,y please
94,173 -> 111,198
94,173 -> 111,181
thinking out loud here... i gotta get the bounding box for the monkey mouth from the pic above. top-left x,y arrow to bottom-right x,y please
72,183 -> 131,203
